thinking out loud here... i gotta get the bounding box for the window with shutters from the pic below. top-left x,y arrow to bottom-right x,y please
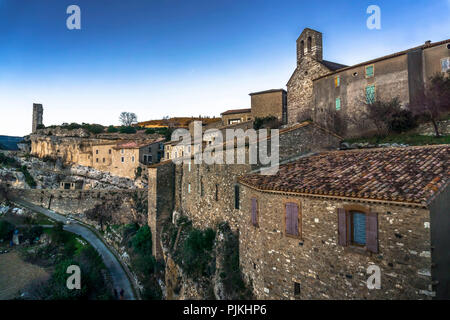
285,202 -> 300,238
336,97 -> 341,111
365,65 -> 374,78
366,85 -> 376,104
251,197 -> 258,227
334,76 -> 340,88
337,206 -> 378,253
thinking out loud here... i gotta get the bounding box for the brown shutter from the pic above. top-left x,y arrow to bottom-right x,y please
286,203 -> 299,236
366,211 -> 378,253
251,198 -> 257,226
337,208 -> 347,246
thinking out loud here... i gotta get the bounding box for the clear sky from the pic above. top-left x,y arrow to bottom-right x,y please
0,0 -> 449,136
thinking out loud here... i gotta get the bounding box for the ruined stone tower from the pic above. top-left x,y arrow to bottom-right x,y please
32,103 -> 43,133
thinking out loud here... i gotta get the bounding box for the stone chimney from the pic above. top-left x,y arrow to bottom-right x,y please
32,103 -> 43,133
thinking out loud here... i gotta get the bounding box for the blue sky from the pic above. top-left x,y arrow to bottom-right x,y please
0,0 -> 449,136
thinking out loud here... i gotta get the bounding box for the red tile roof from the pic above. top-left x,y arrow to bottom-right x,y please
239,145 -> 449,207
114,138 -> 164,150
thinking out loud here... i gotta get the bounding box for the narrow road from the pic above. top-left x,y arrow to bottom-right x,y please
11,197 -> 136,300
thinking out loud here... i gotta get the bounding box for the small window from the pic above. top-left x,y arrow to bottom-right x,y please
441,57 -> 450,72
251,198 -> 258,227
351,211 -> 366,246
102,158 -> 105,163
307,36 -> 312,53
188,183 -> 191,193
200,179 -> 204,197
149,154 -> 152,163
96,158 -> 99,163
215,184 -> 219,201
149,147 -> 151,152
366,85 -> 376,104
300,40 -> 304,57
365,65 -> 374,78
109,149 -> 111,154
294,282 -> 301,296
334,76 -> 340,88
131,156 -> 135,163
352,72 -> 358,77
121,149 -> 124,154
335,97 -> 341,111
121,157 -> 124,163
95,149 -> 98,154
234,185 -> 240,209
337,208 -> 378,253
166,152 -> 169,159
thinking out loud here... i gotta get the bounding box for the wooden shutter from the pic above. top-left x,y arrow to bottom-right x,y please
286,203 -> 299,236
337,208 -> 347,246
366,211 -> 378,253
251,198 -> 257,226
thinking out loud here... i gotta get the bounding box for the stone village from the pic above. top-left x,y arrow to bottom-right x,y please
1,27 -> 449,300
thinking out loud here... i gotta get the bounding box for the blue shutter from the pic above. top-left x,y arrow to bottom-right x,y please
352,212 -> 366,245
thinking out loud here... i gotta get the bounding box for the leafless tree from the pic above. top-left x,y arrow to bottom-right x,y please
119,112 -> 138,126
85,202 -> 117,231
408,72 -> 450,137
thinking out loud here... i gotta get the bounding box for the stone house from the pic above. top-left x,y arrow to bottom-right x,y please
249,89 -> 287,124
59,181 -> 84,190
238,145 -> 449,300
313,39 -> 450,137
220,108 -> 252,126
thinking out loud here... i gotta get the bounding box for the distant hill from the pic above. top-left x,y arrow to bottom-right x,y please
0,135 -> 24,151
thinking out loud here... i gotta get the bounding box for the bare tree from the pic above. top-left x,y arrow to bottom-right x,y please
119,112 -> 138,126
409,72 -> 450,137
85,202 -> 117,231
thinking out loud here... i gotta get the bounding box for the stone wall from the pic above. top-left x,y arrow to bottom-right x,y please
238,184 -> 433,300
7,188 -> 147,226
174,122 -> 340,231
250,90 -> 286,123
148,161 -> 175,260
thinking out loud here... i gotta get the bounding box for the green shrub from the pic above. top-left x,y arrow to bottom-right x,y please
0,220 -> 15,241
82,123 -> 105,134
36,124 -> 45,130
119,126 -> 137,134
0,152 -> 19,167
389,109 -> 417,133
18,165 -> 37,188
131,225 -> 152,256
61,122 -> 82,130
107,125 -> 119,133
145,128 -> 156,134
253,116 -> 280,130
180,228 -> 216,277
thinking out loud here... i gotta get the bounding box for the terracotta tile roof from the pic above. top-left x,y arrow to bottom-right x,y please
239,145 -> 449,207
220,108 -> 252,116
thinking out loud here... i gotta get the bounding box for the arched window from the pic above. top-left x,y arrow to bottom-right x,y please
300,40 -> 304,57
307,36 -> 312,52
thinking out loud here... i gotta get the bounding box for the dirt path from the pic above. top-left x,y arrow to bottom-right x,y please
0,251 -> 49,300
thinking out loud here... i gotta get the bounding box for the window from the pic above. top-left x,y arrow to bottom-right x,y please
334,76 -> 340,88
335,97 -> 341,111
166,152 -> 170,159
188,183 -> 191,193
188,162 -> 191,172
215,184 -> 219,201
95,149 -> 98,154
251,198 -> 258,227
149,147 -> 152,152
366,85 -> 375,104
285,202 -> 299,237
102,158 -> 105,163
294,282 -> 301,297
149,154 -> 152,163
96,158 -> 99,163
307,36 -> 312,53
131,156 -> 135,163
143,155 -> 147,164
234,185 -> 240,209
337,207 -> 378,253
441,57 -> 450,72
365,65 -> 374,78
109,149 -> 111,154
350,211 -> 366,245
121,149 -> 124,154
121,157 -> 124,163
300,40 -> 304,57
200,179 -> 204,197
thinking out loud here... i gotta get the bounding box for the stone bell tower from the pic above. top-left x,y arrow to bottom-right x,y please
296,28 -> 323,65
32,103 -> 43,133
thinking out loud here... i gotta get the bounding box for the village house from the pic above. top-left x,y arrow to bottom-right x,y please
220,108 -> 252,126
250,89 -> 287,124
286,28 -> 450,137
237,145 -> 449,300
